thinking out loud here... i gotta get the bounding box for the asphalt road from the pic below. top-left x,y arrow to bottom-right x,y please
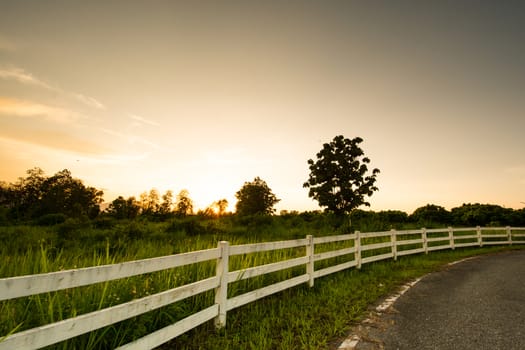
356,250 -> 525,350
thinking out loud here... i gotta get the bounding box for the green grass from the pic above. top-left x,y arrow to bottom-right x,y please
164,246 -> 522,350
0,219 -> 522,349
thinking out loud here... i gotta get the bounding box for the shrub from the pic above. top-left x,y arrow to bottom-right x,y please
35,213 -> 67,226
118,221 -> 152,240
234,214 -> 274,228
92,216 -> 116,229
165,217 -> 226,236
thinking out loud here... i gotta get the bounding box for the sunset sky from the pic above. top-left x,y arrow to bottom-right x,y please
1,1 -> 524,213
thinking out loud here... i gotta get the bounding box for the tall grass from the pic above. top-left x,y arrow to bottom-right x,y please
0,218 -> 522,349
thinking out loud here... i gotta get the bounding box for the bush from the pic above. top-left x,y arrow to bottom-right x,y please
166,217 -> 207,236
0,207 -> 9,226
118,221 -> 153,240
92,216 -> 116,229
165,217 -> 226,236
234,214 -> 275,228
35,213 -> 67,226
56,218 -> 87,239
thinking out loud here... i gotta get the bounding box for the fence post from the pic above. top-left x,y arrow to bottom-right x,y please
422,227 -> 428,254
448,227 -> 455,250
306,235 -> 315,287
507,226 -> 512,245
477,226 -> 482,247
391,229 -> 397,261
355,231 -> 362,269
214,241 -> 229,329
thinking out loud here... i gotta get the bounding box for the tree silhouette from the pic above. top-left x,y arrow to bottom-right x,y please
1,167 -> 103,220
410,204 -> 451,226
202,198 -> 229,218
304,135 -> 380,215
159,190 -> 174,216
235,177 -> 280,216
216,199 -> 229,216
107,196 -> 140,219
175,189 -> 194,216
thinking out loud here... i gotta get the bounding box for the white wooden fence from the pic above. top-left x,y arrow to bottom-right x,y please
1,226 -> 524,349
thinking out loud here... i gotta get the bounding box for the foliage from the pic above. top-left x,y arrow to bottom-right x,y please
235,177 -> 280,216
175,189 -> 194,216
107,196 -> 140,220
304,135 -> 380,215
0,219 -> 517,350
165,217 -> 225,236
410,204 -> 451,226
450,203 -> 518,226
0,168 -> 103,222
158,190 -> 174,217
201,199 -> 229,218
139,189 -> 161,216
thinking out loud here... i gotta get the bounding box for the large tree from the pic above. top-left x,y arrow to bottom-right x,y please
303,135 -> 380,215
2,168 -> 104,220
235,177 -> 280,216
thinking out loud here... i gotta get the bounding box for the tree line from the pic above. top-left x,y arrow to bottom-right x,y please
346,203 -> 525,228
0,168 -> 278,224
1,135 -> 524,227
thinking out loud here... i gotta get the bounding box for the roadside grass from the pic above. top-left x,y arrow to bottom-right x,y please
163,245 -> 522,350
0,220 -> 522,349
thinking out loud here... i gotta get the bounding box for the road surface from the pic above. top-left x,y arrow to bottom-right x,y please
354,250 -> 525,350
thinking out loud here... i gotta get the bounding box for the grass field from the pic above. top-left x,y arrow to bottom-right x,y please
0,217 -> 521,349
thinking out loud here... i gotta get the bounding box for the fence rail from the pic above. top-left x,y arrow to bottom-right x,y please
1,226 -> 524,350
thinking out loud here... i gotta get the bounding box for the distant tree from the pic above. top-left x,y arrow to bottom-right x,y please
175,189 -> 194,216
235,177 -> 280,216
1,168 -> 104,221
450,203 -> 511,226
410,204 -> 451,226
0,181 -> 13,224
139,189 -> 161,216
107,196 -> 140,219
216,199 -> 229,216
377,210 -> 409,227
0,181 -> 14,209
202,198 -> 230,218
200,206 -> 216,218
303,135 -> 380,215
38,169 -> 103,218
158,190 -> 174,217
514,208 -> 525,226
12,167 -> 47,219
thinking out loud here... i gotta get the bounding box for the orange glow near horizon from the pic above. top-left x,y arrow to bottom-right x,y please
0,2 -> 524,213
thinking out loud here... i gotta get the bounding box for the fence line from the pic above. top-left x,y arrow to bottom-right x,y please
1,226 -> 525,350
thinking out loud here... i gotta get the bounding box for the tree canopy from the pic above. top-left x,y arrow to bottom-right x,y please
175,189 -> 194,216
303,135 -> 380,215
0,167 -> 104,221
235,177 -> 280,216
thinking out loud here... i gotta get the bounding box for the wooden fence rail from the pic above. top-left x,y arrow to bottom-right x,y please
1,226 -> 524,350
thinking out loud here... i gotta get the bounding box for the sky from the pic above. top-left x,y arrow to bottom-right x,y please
1,1 -> 524,214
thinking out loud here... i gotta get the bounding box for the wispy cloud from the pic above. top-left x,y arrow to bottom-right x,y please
0,97 -> 80,123
128,113 -> 160,127
0,67 -> 52,89
72,93 -> 106,110
100,127 -> 161,149
0,66 -> 105,110
0,129 -> 108,156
